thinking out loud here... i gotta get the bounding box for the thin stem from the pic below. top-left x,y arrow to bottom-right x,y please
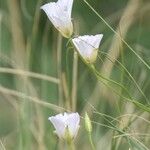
0,140 -> 6,150
66,47 -> 71,108
83,0 -> 150,71
0,85 -> 66,112
91,65 -> 132,100
71,51 -> 78,111
89,133 -> 96,150
67,140 -> 75,150
85,64 -> 150,113
57,33 -> 63,106
98,52 -> 149,104
71,42 -> 150,113
0,67 -> 59,84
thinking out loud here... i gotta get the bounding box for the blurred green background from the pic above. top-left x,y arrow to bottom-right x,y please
0,0 -> 150,149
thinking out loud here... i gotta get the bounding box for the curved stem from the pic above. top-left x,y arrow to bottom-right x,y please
89,64 -> 132,100
83,0 -> 150,71
98,52 -> 149,104
86,64 -> 150,113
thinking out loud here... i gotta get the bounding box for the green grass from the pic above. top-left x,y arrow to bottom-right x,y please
0,0 -> 150,150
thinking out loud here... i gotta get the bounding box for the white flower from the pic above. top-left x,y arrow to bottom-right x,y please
72,34 -> 103,63
48,112 -> 80,140
41,0 -> 73,38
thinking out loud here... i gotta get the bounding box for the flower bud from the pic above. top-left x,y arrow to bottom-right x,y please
85,112 -> 92,133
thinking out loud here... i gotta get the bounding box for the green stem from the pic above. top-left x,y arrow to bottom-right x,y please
57,33 -> 63,107
67,140 -> 75,150
70,39 -> 150,113
89,133 -> 96,150
87,64 -> 150,113
98,52 -> 149,104
83,0 -> 150,71
90,64 -> 132,100
71,51 -> 78,111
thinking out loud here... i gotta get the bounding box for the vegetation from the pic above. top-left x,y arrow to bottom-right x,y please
0,0 -> 150,149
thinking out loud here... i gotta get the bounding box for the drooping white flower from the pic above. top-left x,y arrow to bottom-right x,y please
48,112 -> 80,140
41,0 -> 73,38
72,34 -> 103,63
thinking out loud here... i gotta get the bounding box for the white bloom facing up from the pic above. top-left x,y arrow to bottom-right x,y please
72,34 -> 103,63
48,112 -> 80,140
41,0 -> 73,38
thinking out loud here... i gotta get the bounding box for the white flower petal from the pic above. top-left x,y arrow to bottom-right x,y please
57,0 -> 73,18
91,34 -> 103,48
41,0 -> 73,38
48,116 -> 66,138
65,113 -> 80,138
72,34 -> 103,63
